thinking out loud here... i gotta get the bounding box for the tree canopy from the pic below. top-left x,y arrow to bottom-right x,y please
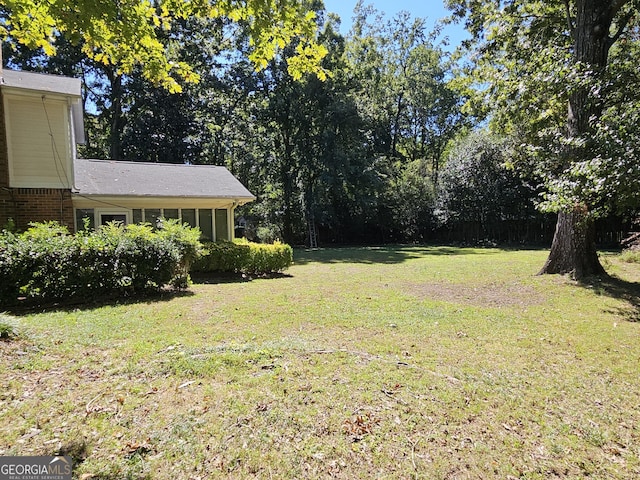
0,0 -> 328,92
447,0 -> 640,277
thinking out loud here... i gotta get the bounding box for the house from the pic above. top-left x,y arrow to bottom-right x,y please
0,68 -> 255,240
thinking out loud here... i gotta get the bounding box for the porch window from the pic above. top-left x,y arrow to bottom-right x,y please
181,209 -> 196,228
100,212 -> 128,226
146,209 -> 162,227
74,207 -> 233,241
215,209 -> 229,241
198,209 -> 213,240
75,209 -> 95,231
164,209 -> 179,220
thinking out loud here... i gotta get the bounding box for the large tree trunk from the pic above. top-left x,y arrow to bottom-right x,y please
280,132 -> 295,245
108,71 -> 124,161
539,0 -> 615,279
538,210 -> 606,278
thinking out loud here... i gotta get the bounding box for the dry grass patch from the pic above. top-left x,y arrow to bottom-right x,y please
403,281 -> 545,308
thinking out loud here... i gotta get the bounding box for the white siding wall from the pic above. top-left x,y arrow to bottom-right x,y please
5,95 -> 72,188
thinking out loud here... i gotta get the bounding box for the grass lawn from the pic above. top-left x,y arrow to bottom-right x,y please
1,246 -> 639,479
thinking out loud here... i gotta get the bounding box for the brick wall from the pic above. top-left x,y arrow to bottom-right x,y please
12,188 -> 74,232
1,188 -> 74,232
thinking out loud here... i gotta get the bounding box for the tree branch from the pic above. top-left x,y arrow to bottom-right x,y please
610,0 -> 632,18
563,0 -> 575,33
608,10 -> 634,47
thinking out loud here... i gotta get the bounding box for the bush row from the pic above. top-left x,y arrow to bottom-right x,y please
192,239 -> 293,275
0,221 -> 201,306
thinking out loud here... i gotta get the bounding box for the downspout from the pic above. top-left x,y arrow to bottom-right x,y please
68,98 -> 78,231
230,200 -> 239,241
1,186 -> 16,230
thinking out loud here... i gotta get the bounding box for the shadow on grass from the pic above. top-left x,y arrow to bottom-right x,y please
4,272 -> 293,315
3,288 -> 196,316
580,275 -> 640,323
51,439 -> 90,474
293,244 -> 515,265
191,271 -> 292,285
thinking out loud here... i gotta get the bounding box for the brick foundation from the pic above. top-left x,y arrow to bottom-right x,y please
1,187 -> 74,232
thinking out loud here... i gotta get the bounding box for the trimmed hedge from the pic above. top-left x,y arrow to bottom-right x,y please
192,239 -> 293,275
0,220 -> 201,306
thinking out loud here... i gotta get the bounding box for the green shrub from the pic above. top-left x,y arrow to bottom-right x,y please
256,225 -> 281,244
193,239 -> 293,275
0,314 -> 19,340
620,249 -> 640,264
0,220 -> 201,306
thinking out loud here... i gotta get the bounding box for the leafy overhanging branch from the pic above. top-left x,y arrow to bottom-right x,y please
0,0 -> 328,92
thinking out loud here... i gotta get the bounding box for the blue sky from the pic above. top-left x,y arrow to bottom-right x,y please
322,0 -> 468,49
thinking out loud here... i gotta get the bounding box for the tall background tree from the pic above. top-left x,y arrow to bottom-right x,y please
345,3 -> 469,242
437,131 -> 545,244
447,0 -> 640,278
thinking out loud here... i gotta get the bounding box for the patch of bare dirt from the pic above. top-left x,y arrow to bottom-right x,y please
404,282 -> 545,308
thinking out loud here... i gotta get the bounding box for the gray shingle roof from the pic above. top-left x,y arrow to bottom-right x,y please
74,159 -> 255,201
1,69 -> 81,97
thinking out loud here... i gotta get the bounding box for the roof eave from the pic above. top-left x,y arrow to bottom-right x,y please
74,193 -> 255,200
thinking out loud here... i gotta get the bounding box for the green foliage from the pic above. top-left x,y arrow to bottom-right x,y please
0,314 -> 19,340
193,239 -> 293,275
348,7 -> 470,168
256,225 -> 282,245
1,0 -> 327,92
548,37 -> 640,217
155,218 -> 202,272
193,240 -> 250,273
381,159 -> 437,241
622,230 -> 640,253
5,6 -> 469,246
437,132 -> 539,237
0,220 -> 201,306
620,250 -> 640,264
242,9 -> 468,245
447,0 -> 640,219
2,218 -> 16,233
